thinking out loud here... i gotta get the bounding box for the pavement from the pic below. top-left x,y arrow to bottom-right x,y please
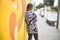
32,11 -> 60,40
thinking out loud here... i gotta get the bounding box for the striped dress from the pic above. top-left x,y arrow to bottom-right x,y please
25,12 -> 38,34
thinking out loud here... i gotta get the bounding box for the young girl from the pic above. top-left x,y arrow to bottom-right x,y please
25,3 -> 38,40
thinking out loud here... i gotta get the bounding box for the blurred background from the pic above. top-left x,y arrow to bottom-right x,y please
30,0 -> 60,40
0,0 -> 60,40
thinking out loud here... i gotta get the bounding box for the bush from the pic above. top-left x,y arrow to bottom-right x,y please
36,3 -> 44,9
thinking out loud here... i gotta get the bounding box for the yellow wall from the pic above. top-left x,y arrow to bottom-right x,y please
20,0 -> 30,40
0,0 -> 30,40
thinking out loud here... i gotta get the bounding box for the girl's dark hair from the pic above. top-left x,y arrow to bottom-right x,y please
27,3 -> 33,11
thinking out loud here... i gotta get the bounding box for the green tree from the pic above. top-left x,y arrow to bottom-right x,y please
51,6 -> 58,12
36,3 -> 44,9
43,0 -> 54,6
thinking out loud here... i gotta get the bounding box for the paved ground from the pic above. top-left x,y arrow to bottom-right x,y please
32,11 -> 60,40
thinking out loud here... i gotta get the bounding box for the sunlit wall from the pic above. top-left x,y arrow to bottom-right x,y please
0,0 -> 30,40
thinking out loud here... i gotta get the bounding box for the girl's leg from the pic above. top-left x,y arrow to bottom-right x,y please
28,33 -> 32,40
34,33 -> 38,40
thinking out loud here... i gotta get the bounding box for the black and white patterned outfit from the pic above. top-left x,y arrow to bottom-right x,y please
25,11 -> 38,34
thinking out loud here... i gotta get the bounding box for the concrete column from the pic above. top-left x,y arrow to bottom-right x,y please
56,0 -> 60,29
58,0 -> 60,29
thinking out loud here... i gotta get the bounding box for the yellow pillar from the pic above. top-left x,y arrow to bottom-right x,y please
0,0 -> 30,40
21,0 -> 30,40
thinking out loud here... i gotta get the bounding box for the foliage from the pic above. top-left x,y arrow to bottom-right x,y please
51,6 -> 58,12
36,3 -> 44,9
43,0 -> 54,6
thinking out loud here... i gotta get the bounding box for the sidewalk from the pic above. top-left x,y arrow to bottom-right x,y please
32,11 -> 60,40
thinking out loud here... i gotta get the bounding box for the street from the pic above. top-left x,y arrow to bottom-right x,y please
32,11 -> 60,40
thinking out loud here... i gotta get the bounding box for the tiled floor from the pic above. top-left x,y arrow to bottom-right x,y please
32,11 -> 60,40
